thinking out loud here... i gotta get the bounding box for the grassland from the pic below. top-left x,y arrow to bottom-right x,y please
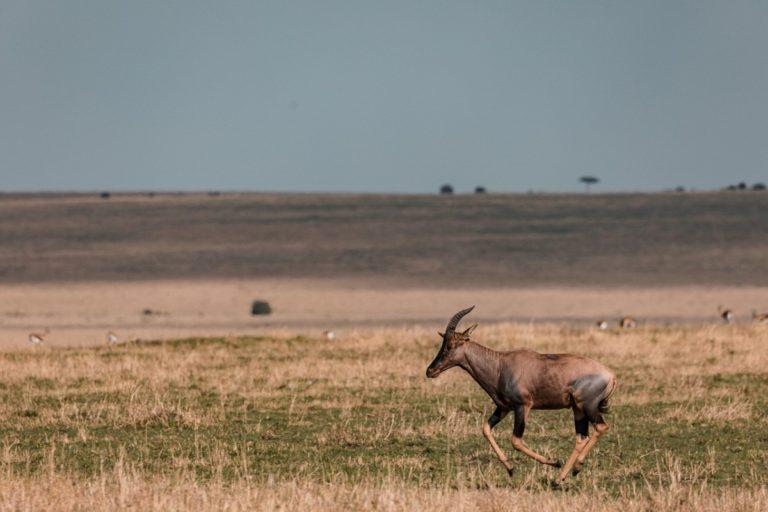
0,323 -> 766,510
2,191 -> 768,286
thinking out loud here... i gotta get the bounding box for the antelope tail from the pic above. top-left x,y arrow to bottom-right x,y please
598,376 -> 617,414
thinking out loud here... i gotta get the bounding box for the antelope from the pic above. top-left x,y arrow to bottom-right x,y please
28,328 -> 49,344
718,306 -> 733,324
752,311 -> 768,323
106,331 -> 118,343
595,320 -> 608,330
426,306 -> 616,487
618,316 -> 636,329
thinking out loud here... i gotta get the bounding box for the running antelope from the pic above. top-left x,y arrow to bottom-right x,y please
718,306 -> 734,324
426,306 -> 616,487
753,311 -> 768,323
618,316 -> 636,329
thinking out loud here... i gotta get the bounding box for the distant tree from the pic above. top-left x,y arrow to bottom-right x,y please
753,182 -> 766,191
474,186 -> 486,194
100,192 -> 111,199
579,176 -> 599,192
675,186 -> 685,193
440,184 -> 454,195
738,182 -> 747,190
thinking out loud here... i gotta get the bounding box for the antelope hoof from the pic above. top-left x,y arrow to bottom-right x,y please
550,480 -> 562,490
506,467 -> 514,477
550,459 -> 563,468
572,465 -> 582,476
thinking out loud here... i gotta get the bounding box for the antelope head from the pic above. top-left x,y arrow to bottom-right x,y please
426,306 -> 477,378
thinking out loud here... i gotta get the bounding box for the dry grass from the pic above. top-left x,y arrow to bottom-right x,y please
0,323 -> 766,510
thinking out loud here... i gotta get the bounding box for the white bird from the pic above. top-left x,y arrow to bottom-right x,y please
323,330 -> 336,341
106,331 -> 118,343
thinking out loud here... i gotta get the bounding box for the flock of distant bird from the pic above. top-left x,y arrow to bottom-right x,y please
595,307 -> 768,330
28,329 -> 118,345
24,308 -> 768,345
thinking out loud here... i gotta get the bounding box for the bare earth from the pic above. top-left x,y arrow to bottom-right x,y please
1,192 -> 767,346
1,279 -> 766,346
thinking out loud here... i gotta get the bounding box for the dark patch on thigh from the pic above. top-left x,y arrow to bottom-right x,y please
544,354 -> 559,360
574,414 -> 589,437
569,374 -> 608,420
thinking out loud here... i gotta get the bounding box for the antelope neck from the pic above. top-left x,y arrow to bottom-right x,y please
459,342 -> 504,401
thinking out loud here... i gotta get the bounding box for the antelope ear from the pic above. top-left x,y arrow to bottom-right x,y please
461,323 -> 478,337
437,331 -> 445,338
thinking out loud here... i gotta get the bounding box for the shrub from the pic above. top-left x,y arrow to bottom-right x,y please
251,300 -> 272,316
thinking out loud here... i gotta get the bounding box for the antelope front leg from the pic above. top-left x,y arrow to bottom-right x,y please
482,407 -> 514,475
511,405 -> 562,467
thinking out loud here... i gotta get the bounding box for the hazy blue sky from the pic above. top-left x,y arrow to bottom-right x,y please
1,1 -> 767,193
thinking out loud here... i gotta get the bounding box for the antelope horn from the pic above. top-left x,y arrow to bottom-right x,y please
445,305 -> 475,336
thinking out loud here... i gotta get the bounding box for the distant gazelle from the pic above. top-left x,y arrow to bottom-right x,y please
718,306 -> 734,324
753,311 -> 768,324
618,316 -> 636,329
28,328 -> 49,344
426,306 -> 617,487
595,320 -> 608,330
106,331 -> 118,343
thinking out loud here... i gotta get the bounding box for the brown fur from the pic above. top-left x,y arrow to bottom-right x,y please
427,306 -> 616,486
619,316 -> 637,329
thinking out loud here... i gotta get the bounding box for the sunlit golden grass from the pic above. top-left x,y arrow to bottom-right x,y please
0,323 -> 766,510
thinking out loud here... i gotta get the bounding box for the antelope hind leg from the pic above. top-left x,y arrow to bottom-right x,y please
572,421 -> 609,476
553,435 -> 589,486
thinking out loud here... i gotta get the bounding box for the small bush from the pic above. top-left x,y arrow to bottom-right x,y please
251,300 -> 272,316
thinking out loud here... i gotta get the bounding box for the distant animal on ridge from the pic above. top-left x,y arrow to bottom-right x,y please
718,306 -> 734,324
426,306 -> 617,488
28,328 -> 49,344
106,331 -> 118,343
595,320 -> 608,330
752,311 -> 768,324
618,316 -> 636,329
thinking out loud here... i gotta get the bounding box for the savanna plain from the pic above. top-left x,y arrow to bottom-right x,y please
1,192 -> 767,511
